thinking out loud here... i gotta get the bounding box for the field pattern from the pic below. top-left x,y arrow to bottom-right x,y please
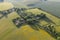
0,2 -> 60,40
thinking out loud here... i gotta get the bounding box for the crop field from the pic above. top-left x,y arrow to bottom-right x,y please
0,2 -> 60,40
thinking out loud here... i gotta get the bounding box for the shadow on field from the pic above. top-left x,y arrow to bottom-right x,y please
42,16 -> 56,24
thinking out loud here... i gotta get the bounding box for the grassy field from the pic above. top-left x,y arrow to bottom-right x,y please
0,2 -> 60,40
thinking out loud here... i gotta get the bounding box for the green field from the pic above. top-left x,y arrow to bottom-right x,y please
0,2 -> 60,40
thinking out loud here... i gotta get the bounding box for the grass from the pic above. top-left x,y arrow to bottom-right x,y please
0,2 -> 60,40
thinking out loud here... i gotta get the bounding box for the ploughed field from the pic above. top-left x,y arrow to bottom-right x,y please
0,2 -> 60,40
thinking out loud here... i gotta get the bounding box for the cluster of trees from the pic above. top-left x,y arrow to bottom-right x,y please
13,17 -> 25,28
0,7 -> 27,19
12,12 -> 46,28
43,24 -> 58,39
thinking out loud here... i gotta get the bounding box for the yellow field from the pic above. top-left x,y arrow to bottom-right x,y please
0,2 -> 60,40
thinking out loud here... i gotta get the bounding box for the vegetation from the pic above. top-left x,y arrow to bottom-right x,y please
0,2 -> 60,40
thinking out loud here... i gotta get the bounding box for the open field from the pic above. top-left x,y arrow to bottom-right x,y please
0,2 -> 60,40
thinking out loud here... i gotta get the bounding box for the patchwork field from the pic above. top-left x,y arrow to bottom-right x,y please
0,2 -> 60,40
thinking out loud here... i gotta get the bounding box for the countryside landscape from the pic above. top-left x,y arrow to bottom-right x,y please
0,0 -> 60,40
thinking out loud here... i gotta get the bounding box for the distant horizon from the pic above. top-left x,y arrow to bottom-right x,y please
0,0 -> 4,2
4,0 -> 60,3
